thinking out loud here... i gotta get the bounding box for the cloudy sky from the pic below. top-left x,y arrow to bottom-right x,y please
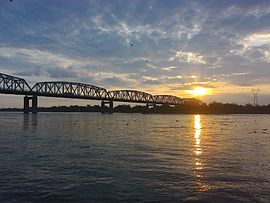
1,0 -> 270,107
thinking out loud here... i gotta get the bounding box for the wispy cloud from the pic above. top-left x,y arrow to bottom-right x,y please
1,0 -> 270,104
169,51 -> 207,64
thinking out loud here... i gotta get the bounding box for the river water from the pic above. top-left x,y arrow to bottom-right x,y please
0,112 -> 269,202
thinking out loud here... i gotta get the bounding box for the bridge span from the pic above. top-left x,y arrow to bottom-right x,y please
0,72 -> 201,113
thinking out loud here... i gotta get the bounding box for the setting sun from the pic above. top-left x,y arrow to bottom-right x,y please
187,87 -> 209,97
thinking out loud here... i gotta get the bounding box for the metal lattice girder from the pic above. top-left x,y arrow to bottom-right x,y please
108,90 -> 154,103
31,82 -> 109,100
153,95 -> 184,105
0,72 -> 202,105
181,98 -> 203,105
0,73 -> 31,94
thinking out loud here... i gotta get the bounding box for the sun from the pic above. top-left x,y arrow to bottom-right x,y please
187,87 -> 209,97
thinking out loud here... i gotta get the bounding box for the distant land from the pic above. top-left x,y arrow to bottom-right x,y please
1,102 -> 270,114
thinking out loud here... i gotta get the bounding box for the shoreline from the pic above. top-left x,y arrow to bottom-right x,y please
1,108 -> 270,115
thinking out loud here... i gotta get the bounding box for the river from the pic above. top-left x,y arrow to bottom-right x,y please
0,112 -> 269,202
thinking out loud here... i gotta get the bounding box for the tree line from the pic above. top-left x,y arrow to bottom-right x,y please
1,102 -> 270,114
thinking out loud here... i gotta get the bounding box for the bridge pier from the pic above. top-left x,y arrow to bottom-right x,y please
146,103 -> 156,108
23,95 -> 38,114
32,95 -> 38,114
101,100 -> 113,114
145,103 -> 156,113
24,96 -> 30,114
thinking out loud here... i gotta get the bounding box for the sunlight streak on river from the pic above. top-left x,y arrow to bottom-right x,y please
194,115 -> 211,192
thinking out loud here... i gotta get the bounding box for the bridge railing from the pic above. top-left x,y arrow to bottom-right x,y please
0,73 -> 31,94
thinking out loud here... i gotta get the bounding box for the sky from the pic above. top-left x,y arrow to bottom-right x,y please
1,0 -> 270,107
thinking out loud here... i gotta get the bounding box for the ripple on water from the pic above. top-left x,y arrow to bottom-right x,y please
0,113 -> 269,202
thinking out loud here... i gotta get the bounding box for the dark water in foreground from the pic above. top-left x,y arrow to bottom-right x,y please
0,113 -> 270,202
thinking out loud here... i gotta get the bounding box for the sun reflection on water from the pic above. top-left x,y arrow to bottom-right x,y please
193,114 -> 211,192
194,115 -> 202,156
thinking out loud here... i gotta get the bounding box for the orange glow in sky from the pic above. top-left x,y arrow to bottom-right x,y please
187,87 -> 210,97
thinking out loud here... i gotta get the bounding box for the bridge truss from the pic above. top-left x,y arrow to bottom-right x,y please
32,82 -> 109,100
153,95 -> 185,105
108,90 -> 154,103
0,72 -> 202,113
0,73 -> 31,95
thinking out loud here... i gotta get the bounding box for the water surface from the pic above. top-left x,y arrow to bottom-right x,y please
0,113 -> 269,202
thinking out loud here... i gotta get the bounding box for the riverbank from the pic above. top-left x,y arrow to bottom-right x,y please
1,102 -> 270,114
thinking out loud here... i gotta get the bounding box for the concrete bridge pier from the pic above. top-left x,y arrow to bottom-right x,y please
23,95 -> 38,114
24,96 -> 30,114
101,100 -> 113,114
146,103 -> 156,108
32,95 -> 38,114
146,103 -> 156,113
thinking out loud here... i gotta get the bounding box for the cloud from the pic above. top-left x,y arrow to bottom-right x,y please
241,33 -> 270,47
170,82 -> 216,91
46,67 -> 78,78
101,76 -> 137,88
161,66 -> 177,71
0,46 -> 95,69
169,51 -> 207,64
1,0 -> 270,104
15,68 -> 42,77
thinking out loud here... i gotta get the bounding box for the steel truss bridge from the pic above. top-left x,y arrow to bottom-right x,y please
0,73 -> 201,113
